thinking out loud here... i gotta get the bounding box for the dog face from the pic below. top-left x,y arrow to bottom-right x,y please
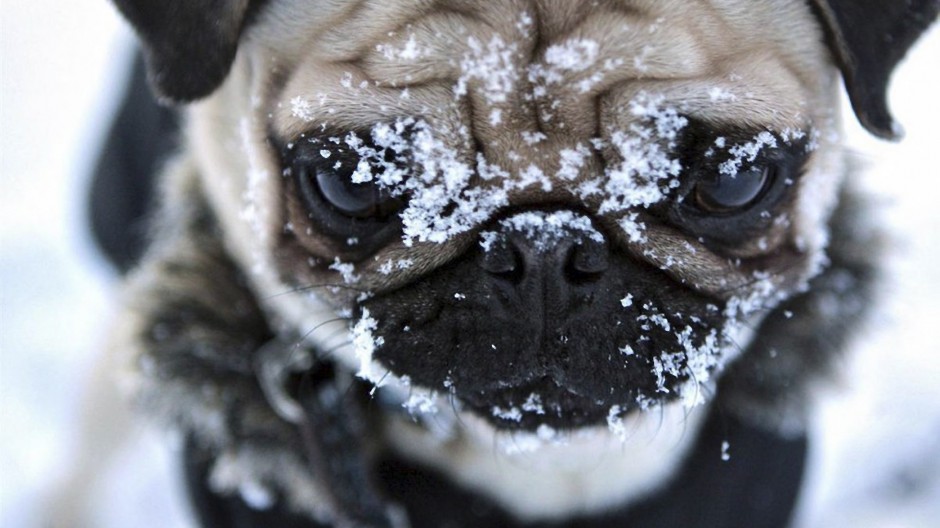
121,0 -> 931,425
111,0 -> 936,522
186,0 -> 840,426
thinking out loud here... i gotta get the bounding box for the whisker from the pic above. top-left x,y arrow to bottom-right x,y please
655,399 -> 666,437
683,367 -> 704,417
323,339 -> 354,358
724,331 -> 758,361
374,369 -> 393,393
445,387 -> 468,429
289,316 -> 351,363
626,401 -> 663,451
699,372 -> 718,401
358,369 -> 394,403
264,282 -> 368,300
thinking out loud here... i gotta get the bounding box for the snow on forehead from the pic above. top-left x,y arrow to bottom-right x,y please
335,91 -> 690,247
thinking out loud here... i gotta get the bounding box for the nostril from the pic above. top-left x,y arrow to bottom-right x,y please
479,240 -> 525,283
565,240 -> 609,283
479,215 -> 609,286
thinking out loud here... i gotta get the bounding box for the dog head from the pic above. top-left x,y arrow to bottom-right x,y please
114,0 -> 936,435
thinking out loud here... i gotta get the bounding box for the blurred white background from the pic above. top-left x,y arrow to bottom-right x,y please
0,2 -> 937,527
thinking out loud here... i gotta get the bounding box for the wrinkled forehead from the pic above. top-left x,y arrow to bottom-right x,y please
257,0 -> 829,142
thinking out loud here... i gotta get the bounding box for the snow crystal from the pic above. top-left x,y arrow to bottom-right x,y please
634,394 -> 655,411
376,33 -> 426,61
522,393 -> 545,415
455,36 -> 519,105
780,127 -> 807,143
652,354 -> 680,393
378,258 -> 414,275
597,94 -> 687,214
721,441 -> 731,462
489,108 -> 504,126
723,271 -> 779,320
377,260 -> 395,275
290,96 -> 316,122
478,230 -> 500,253
607,405 -> 629,442
557,143 -> 591,181
403,392 -> 439,416
708,87 -> 737,102
718,131 -> 778,176
489,210 -> 604,252
491,405 -> 523,422
328,257 -> 360,284
647,313 -> 671,332
497,424 -> 563,455
527,38 -> 603,96
544,39 -> 599,72
521,131 -> 547,145
632,45 -> 653,74
352,309 -> 385,385
517,164 -> 553,192
620,294 -> 634,308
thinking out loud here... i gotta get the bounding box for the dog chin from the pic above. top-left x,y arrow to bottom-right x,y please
381,387 -> 709,521
311,361 -> 714,521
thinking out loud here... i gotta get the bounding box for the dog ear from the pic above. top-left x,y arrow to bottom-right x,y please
111,0 -> 269,102
811,0 -> 939,140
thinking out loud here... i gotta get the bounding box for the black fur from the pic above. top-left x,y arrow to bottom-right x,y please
88,49 -> 177,272
810,0 -> 940,139
109,0 -> 270,102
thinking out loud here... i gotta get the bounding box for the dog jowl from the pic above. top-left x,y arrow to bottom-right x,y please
104,1 -> 938,527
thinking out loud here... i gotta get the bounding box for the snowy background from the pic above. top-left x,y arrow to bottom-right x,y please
0,2 -> 937,527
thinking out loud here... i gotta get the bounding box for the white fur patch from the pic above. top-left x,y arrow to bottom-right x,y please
384,401 -> 708,521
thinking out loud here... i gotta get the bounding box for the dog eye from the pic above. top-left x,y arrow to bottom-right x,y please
298,162 -> 402,220
693,164 -> 771,214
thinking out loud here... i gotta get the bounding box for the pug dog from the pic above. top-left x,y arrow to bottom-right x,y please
99,0 -> 937,527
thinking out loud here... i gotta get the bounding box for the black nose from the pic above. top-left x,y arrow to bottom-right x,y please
478,219 -> 609,288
